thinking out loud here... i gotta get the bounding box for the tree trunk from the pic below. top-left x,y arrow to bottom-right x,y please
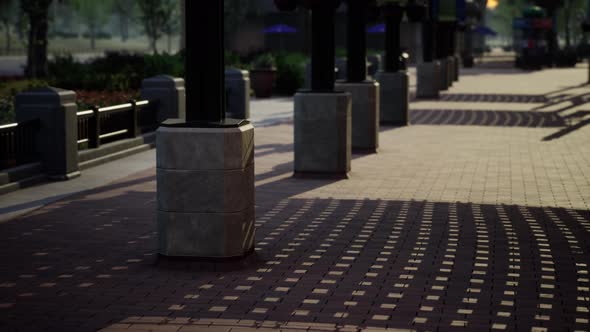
564,3 -> 571,48
120,14 -> 128,41
3,22 -> 10,54
167,33 -> 172,53
90,24 -> 96,50
151,38 -> 158,54
180,0 -> 185,50
25,4 -> 50,78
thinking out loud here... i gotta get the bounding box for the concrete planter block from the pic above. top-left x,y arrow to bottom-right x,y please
375,71 -> 409,125
141,75 -> 186,122
158,207 -> 255,258
156,123 -> 255,258
447,56 -> 455,87
225,68 -> 250,119
157,125 -> 254,170
294,92 -> 351,177
438,58 -> 449,91
15,87 -> 79,180
416,61 -> 441,99
335,81 -> 379,152
453,55 -> 460,81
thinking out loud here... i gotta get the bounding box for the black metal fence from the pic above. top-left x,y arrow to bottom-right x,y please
0,120 -> 40,170
1,99 -> 160,171
77,99 -> 158,150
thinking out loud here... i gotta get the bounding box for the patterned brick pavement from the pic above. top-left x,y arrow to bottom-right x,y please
0,67 -> 589,332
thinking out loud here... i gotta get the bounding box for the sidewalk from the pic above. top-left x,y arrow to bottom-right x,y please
0,66 -> 589,332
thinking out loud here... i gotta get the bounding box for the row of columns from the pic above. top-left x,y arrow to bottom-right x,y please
156,0 -> 465,259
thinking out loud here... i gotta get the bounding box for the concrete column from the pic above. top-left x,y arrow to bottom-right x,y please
378,4 -> 409,126
157,1 -> 255,258
417,17 -> 441,99
15,87 -> 80,180
294,1 -> 351,178
225,69 -> 250,119
141,75 -> 186,122
337,0 -> 379,153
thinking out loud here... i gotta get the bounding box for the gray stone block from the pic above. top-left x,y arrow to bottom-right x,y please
453,55 -> 460,81
447,56 -> 455,87
141,75 -> 186,122
157,164 -> 254,213
294,92 -> 351,176
157,124 -> 254,170
225,68 -> 250,119
375,71 -> 409,125
439,58 -> 449,91
158,207 -> 255,257
15,87 -> 79,180
156,124 -> 255,258
335,81 -> 379,152
416,61 -> 441,99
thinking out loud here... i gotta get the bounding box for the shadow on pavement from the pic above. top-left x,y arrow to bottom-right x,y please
0,190 -> 589,331
410,109 -> 565,127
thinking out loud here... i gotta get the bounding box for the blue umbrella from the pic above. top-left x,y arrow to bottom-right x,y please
367,24 -> 385,33
474,26 -> 497,36
264,24 -> 297,34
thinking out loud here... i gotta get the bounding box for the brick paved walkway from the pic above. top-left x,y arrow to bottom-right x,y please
1,67 -> 589,332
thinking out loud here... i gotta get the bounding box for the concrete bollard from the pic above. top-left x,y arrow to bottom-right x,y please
416,61 -> 441,99
225,68 -> 250,119
15,87 -> 80,180
140,75 -> 186,122
376,71 -> 409,125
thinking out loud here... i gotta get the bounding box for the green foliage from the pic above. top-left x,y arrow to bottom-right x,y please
137,0 -> 178,53
252,53 -> 276,69
275,52 -> 307,95
47,52 -> 184,91
225,51 -> 250,70
144,52 -> 184,77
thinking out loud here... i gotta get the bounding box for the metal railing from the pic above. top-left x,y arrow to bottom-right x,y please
76,99 -> 158,150
0,119 -> 40,170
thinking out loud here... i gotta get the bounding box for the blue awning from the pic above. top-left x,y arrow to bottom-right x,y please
367,24 -> 385,33
264,24 -> 297,34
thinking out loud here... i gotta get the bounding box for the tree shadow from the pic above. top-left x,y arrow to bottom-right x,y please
1,187 -> 589,331
410,109 -> 565,127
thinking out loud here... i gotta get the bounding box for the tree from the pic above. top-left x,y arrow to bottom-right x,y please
71,0 -> 113,50
0,0 -> 18,54
21,0 -> 53,78
112,0 -> 136,41
138,0 -> 177,54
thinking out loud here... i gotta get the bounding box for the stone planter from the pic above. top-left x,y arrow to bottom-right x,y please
250,69 -> 277,98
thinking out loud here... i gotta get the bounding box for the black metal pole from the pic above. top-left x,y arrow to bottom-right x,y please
436,22 -> 446,59
384,7 -> 402,72
185,0 -> 225,123
422,20 -> 434,62
311,5 -> 336,92
347,0 -> 368,82
449,22 -> 456,57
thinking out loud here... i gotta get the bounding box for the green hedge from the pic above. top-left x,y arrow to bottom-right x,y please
48,52 -> 184,91
275,53 -> 307,95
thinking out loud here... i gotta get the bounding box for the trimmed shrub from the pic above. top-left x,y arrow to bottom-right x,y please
275,53 -> 307,95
